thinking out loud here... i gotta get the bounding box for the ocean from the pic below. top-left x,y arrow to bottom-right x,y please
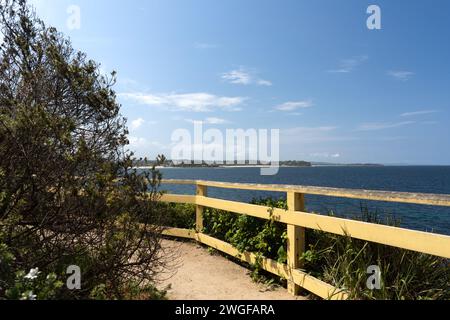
157,166 -> 450,235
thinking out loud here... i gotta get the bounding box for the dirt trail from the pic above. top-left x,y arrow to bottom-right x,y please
158,240 -> 307,300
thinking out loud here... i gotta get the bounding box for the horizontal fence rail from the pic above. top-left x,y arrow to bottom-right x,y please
158,179 -> 450,300
162,179 -> 450,206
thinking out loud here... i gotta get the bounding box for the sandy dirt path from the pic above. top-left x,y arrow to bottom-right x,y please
158,240 -> 307,300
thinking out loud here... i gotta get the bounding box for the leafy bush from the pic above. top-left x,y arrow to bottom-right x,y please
204,210 -> 282,281
5,268 -> 63,300
203,201 -> 287,264
0,0 -> 168,300
158,202 -> 196,229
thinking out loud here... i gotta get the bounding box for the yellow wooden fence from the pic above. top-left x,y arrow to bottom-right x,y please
159,179 -> 450,300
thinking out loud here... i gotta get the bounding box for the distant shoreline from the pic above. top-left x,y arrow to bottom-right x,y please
135,164 -> 387,170
133,163 -> 450,170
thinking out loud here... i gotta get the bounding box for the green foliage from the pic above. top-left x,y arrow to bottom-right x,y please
0,0 -> 167,300
90,282 -> 167,301
5,268 -> 64,300
158,202 -> 196,229
203,204 -> 287,264
199,198 -> 288,283
1,242 -> 64,300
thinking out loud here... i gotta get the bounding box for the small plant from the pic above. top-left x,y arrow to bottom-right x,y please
4,268 -> 64,300
89,282 -> 168,300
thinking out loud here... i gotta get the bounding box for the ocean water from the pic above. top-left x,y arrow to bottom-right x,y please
157,166 -> 450,235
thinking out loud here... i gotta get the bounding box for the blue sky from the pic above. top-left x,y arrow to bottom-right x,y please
30,0 -> 450,164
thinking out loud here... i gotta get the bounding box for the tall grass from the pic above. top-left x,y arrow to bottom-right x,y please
304,207 -> 450,299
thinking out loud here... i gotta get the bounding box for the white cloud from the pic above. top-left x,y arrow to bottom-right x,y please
331,153 -> 341,158
275,100 -> 314,111
185,117 -> 229,125
309,152 -> 341,158
388,70 -> 415,81
256,79 -> 273,86
222,69 -> 251,85
131,118 -> 145,130
357,121 -> 415,131
119,92 -> 246,112
328,55 -> 368,73
117,78 -> 140,89
128,136 -> 167,150
401,110 -> 437,117
128,136 -> 148,148
221,67 -> 272,86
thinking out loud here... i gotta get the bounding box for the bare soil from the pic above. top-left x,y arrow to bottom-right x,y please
158,240 -> 307,300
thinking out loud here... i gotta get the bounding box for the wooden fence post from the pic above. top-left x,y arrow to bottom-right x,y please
287,192 -> 306,296
196,184 -> 208,233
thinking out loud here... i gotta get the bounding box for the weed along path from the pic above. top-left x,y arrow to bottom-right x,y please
158,240 -> 307,300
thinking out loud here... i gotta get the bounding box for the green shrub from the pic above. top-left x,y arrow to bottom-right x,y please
0,0 -> 168,300
158,202 -> 196,229
203,205 -> 287,264
90,281 -> 167,301
5,269 -> 64,300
